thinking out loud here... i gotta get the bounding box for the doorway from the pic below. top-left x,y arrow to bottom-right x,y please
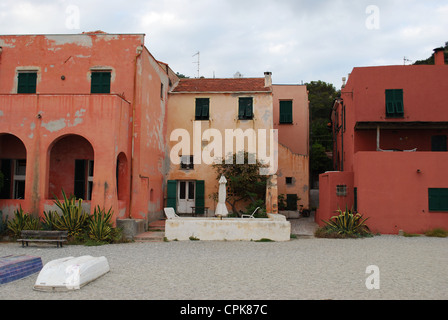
178,181 -> 195,214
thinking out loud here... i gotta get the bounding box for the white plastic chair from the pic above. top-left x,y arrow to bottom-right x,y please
241,207 -> 260,219
164,208 -> 180,219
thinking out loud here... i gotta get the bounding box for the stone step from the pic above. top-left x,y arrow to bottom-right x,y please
134,231 -> 165,242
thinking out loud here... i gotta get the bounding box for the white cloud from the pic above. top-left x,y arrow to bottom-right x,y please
0,0 -> 446,86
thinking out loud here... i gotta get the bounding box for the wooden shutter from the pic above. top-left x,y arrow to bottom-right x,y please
394,90 -> 404,115
429,189 -> 448,212
280,101 -> 293,124
195,99 -> 209,120
18,72 -> 37,94
385,90 -> 395,115
167,180 -> 177,211
195,180 -> 205,215
91,72 -> 111,94
239,98 -> 253,119
238,99 -> 246,119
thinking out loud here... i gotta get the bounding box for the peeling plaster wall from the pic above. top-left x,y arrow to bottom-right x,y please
129,47 -> 174,222
166,91 -> 273,214
0,34 -> 138,222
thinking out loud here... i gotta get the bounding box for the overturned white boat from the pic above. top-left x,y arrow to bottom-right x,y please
34,256 -> 110,292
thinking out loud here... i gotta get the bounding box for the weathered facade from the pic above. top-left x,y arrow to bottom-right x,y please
0,33 -> 177,222
273,84 -> 310,212
0,32 -> 310,226
317,48 -> 448,234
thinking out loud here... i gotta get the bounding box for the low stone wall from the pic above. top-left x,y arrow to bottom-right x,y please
165,214 -> 291,242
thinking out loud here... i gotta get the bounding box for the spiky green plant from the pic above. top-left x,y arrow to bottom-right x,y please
41,210 -> 60,231
322,206 -> 370,237
52,190 -> 89,238
7,206 -> 40,238
0,211 -> 8,236
88,205 -> 113,243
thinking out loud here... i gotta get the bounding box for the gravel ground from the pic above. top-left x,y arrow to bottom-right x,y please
1,231 -> 447,301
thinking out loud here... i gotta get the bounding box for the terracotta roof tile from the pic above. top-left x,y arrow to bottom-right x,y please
171,78 -> 271,93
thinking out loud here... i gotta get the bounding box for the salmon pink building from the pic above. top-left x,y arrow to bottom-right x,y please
0,32 -> 178,223
0,32 -> 310,229
317,48 -> 448,234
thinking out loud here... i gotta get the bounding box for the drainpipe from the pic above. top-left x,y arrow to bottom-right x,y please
128,45 -> 143,219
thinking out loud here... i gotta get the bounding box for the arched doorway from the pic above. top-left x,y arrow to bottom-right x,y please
0,134 -> 27,199
48,134 -> 94,200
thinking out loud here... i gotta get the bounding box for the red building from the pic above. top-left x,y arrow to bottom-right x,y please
317,48 -> 448,234
0,33 -> 178,223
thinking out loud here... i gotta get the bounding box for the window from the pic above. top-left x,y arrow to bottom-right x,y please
285,177 -> 293,185
13,160 -> 26,199
195,98 -> 210,121
431,135 -> 447,152
180,155 -> 194,170
238,97 -> 253,120
385,89 -> 404,118
279,100 -> 293,124
161,83 -> 164,100
0,159 -> 26,199
336,185 -> 347,197
91,71 -> 111,94
17,72 -> 37,94
428,189 -> 448,212
74,160 -> 94,200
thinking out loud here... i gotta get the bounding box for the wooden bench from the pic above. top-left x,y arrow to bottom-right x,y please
17,230 -> 68,248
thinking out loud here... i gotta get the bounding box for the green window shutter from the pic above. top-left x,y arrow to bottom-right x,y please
429,189 -> 448,212
195,99 -> 209,120
280,101 -> 293,124
394,90 -> 404,115
18,72 -> 37,94
195,180 -> 205,215
167,180 -> 177,211
386,89 -> 404,117
385,90 -> 395,115
91,72 -> 111,94
239,98 -> 253,120
238,100 -> 246,119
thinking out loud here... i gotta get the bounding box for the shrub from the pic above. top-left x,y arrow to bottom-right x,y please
424,228 -> 448,238
88,206 -> 114,243
7,206 -> 40,238
317,206 -> 371,238
52,190 -> 89,239
0,211 -> 8,236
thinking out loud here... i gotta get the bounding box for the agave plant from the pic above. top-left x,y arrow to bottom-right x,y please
52,190 -> 89,238
0,211 -> 8,236
323,206 -> 370,237
88,205 -> 113,242
41,210 -> 60,231
7,206 -> 40,238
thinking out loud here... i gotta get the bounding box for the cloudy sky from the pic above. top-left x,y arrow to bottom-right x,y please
0,0 -> 447,87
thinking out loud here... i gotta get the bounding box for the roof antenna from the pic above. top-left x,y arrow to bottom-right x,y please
193,51 -> 200,78
403,56 -> 412,65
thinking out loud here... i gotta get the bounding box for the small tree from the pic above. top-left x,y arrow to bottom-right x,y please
211,152 -> 268,216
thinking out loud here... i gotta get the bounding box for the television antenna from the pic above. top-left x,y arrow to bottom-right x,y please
403,56 -> 412,65
193,51 -> 200,78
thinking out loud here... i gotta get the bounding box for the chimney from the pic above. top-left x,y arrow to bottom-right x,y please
264,71 -> 272,87
434,47 -> 445,65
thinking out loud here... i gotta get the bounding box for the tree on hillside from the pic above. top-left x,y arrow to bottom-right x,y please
305,80 -> 340,185
414,42 -> 448,65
